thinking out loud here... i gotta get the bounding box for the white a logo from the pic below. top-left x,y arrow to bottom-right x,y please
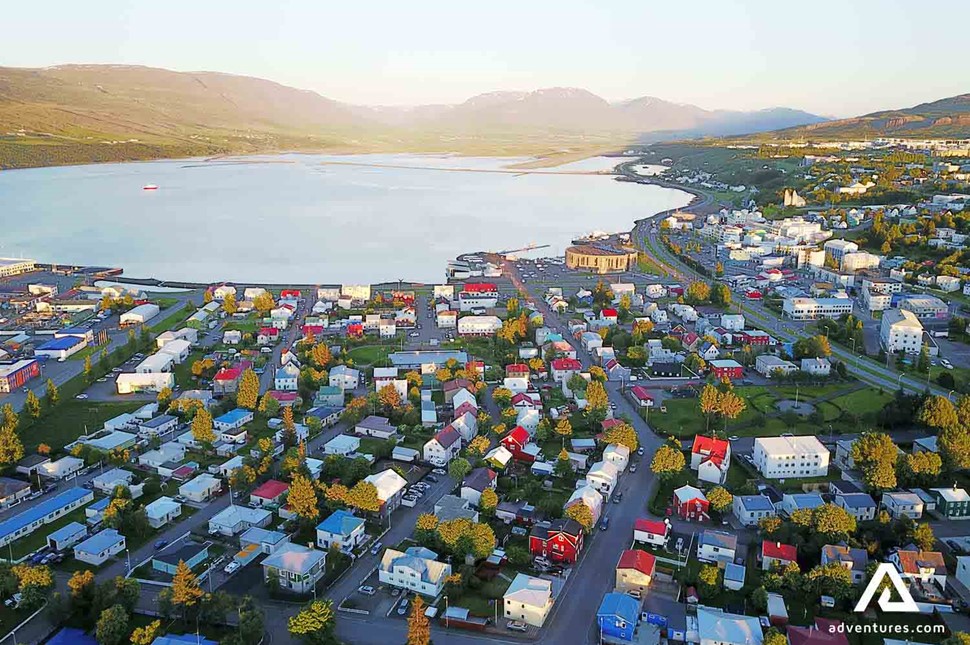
854,563 -> 919,613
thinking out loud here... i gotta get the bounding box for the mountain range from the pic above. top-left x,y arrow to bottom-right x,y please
1,64 -> 967,170
0,64 -> 827,169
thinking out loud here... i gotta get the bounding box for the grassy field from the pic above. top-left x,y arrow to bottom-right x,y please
827,388 -> 893,416
149,304 -> 191,332
23,401 -> 143,452
66,344 -> 100,362
345,345 -> 392,366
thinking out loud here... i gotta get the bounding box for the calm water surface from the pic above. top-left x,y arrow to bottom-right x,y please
0,154 -> 691,284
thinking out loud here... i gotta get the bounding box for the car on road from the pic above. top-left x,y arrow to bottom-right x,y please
613,492 -> 623,503
397,598 -> 410,616
629,463 -> 637,473
507,621 -> 528,632
358,585 -> 376,596
96,377 -> 107,383
675,537 -> 684,551
154,540 -> 168,550
599,517 -> 610,531
942,359 -> 954,369
370,541 -> 383,556
409,332 -> 419,338
75,394 -> 88,400
729,435 -> 739,441
432,468 -> 446,475
425,475 -> 439,483
636,447 -> 644,456
224,561 -> 241,575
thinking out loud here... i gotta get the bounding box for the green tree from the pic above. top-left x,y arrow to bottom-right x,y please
25,390 -> 41,418
44,378 -> 59,406
707,486 -> 733,513
939,424 -> 970,471
259,393 -> 281,417
913,523 -> 936,552
83,355 -> 92,381
448,457 -> 472,483
918,395 -> 958,431
95,604 -> 129,645
191,407 -> 216,446
851,432 -> 897,492
697,564 -> 721,599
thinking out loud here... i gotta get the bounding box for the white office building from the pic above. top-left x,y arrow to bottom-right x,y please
753,436 -> 829,479
880,308 -> 924,354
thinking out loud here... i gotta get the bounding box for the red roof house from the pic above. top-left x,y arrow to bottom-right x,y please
690,435 -> 731,485
709,359 -> 743,380
463,283 -> 498,294
550,357 -> 582,383
346,323 -> 364,338
762,541 -> 798,571
500,426 -> 537,463
302,324 -> 326,337
600,308 -> 618,321
453,401 -> 479,419
506,363 -> 530,376
616,549 -> 657,589
628,386 -> 654,408
280,289 -> 302,299
250,479 -> 289,506
633,518 -> 669,546
529,518 -> 584,563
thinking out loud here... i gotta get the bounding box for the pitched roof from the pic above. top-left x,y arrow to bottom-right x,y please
462,467 -> 496,492
673,485 -> 707,504
616,549 -> 656,575
262,543 -> 325,574
895,549 -> 945,574
252,479 -> 289,500
316,509 -> 365,537
629,385 -> 653,401
700,530 -> 737,550
530,518 -> 582,541
692,435 -> 729,466
432,426 -> 461,449
380,547 -> 451,585
788,619 -> 850,645
504,573 -> 552,607
762,541 -> 797,562
821,544 -> 868,571
504,426 -> 530,446
551,357 -> 582,371
634,518 -> 668,535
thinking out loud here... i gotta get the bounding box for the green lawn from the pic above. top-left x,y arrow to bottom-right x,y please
456,576 -> 511,617
67,344 -> 101,362
24,401 -> 143,452
346,345 -> 392,366
828,388 -> 893,416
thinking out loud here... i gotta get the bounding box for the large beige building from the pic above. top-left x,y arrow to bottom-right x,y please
0,258 -> 36,278
565,245 -> 638,274
880,308 -> 923,354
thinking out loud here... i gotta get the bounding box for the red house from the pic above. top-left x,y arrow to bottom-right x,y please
529,518 -> 584,563
600,308 -> 618,323
280,289 -> 302,299
668,286 -> 684,297
251,479 -> 290,506
672,485 -> 709,522
739,330 -> 771,346
346,323 -> 364,338
708,359 -> 743,380
761,541 -> 798,571
506,363 -> 530,377
466,361 -> 485,378
453,401 -> 479,419
628,385 -> 654,408
302,324 -> 326,337
500,426 -> 538,463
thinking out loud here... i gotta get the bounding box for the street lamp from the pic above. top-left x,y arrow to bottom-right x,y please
444,595 -> 449,627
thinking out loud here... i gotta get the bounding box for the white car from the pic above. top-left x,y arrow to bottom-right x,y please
75,394 -> 88,400
358,585 -> 376,596
223,561 -> 240,575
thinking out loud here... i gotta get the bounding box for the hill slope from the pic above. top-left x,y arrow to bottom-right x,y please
0,64 -> 826,169
759,93 -> 970,140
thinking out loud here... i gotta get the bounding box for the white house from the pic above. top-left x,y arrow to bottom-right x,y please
323,435 -> 360,456
274,363 -> 301,391
690,435 -> 731,485
178,474 -> 222,503
262,544 -> 327,594
753,436 -> 829,479
144,496 -> 183,529
800,357 -> 831,376
755,355 -> 798,377
329,365 -> 361,390
423,426 -> 462,466
208,505 -> 272,536
697,530 -> 737,564
379,547 -> 452,597
603,444 -> 630,472
880,308 -> 924,355
733,495 -> 776,527
504,573 -> 554,628
316,510 -> 366,552
74,529 -> 126,566
586,461 -> 621,496
364,469 -> 408,516
882,491 -> 924,519
460,468 -> 497,507
566,485 -> 604,525
633,518 -> 670,547
457,315 -> 502,336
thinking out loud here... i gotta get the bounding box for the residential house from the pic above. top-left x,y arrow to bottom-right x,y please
144,497 -> 182,529
673,485 -> 709,522
500,426 -> 540,464
696,607 -> 763,645
801,358 -> 831,376
274,363 -> 300,391
821,545 -> 868,584
628,386 -> 654,408
761,541 -> 797,571
153,541 -> 209,576
262,544 -> 326,594
690,435 -> 731,485
504,574 -> 554,628
46,522 -> 87,551
733,495 -> 776,527
755,355 -> 798,377
323,435 -> 360,457
74,529 -> 126,566
615,549 -> 656,594
460,468 -> 497,507
836,493 -> 877,522
586,460 -> 621,496
550,358 -> 582,384
697,530 -> 738,564
890,549 -> 946,588
603,444 -> 630,472
213,367 -> 242,395
240,527 -> 290,555
316,510 -> 366,552
882,491 -> 924,519
779,493 -> 825,517
931,486 -> 970,518
178,474 -> 221,503
329,365 -> 361,390
529,519 -> 584,564
208,505 -> 272,536
379,547 -> 452,597
251,480 -> 289,507
597,593 -> 640,643
709,359 -> 743,380
566,486 -> 604,526
633,518 -> 670,547
354,415 -> 397,440
423,426 -> 462,467
364,469 -> 408,517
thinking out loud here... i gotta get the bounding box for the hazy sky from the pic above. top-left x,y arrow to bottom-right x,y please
4,0 -> 967,117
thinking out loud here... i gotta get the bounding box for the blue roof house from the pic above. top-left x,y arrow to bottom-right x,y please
316,510 -> 366,552
597,593 -> 639,642
213,408 -> 254,432
0,487 -> 93,548
74,528 -> 126,566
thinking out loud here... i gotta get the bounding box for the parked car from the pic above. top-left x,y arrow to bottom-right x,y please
613,492 -> 623,503
432,468 -> 447,476
507,621 -> 528,632
4,593 -> 22,609
599,517 -> 610,531
370,542 -> 383,556
397,598 -> 410,616
75,394 -> 88,400
154,540 -> 168,550
224,561 -> 241,575
425,475 -> 439,484
358,585 -> 376,596
629,463 -> 637,473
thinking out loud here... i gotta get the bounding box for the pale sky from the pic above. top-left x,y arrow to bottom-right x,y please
3,0 -> 967,117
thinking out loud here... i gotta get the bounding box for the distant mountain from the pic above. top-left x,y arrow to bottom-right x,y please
757,93 -> 970,140
0,64 -> 827,169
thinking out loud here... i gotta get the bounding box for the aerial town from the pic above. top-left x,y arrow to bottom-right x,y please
0,136 -> 969,645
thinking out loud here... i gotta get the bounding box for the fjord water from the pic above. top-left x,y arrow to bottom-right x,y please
0,154 -> 691,284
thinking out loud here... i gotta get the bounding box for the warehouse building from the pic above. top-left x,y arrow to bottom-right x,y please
34,336 -> 87,360
0,360 -> 40,393
120,303 -> 160,326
